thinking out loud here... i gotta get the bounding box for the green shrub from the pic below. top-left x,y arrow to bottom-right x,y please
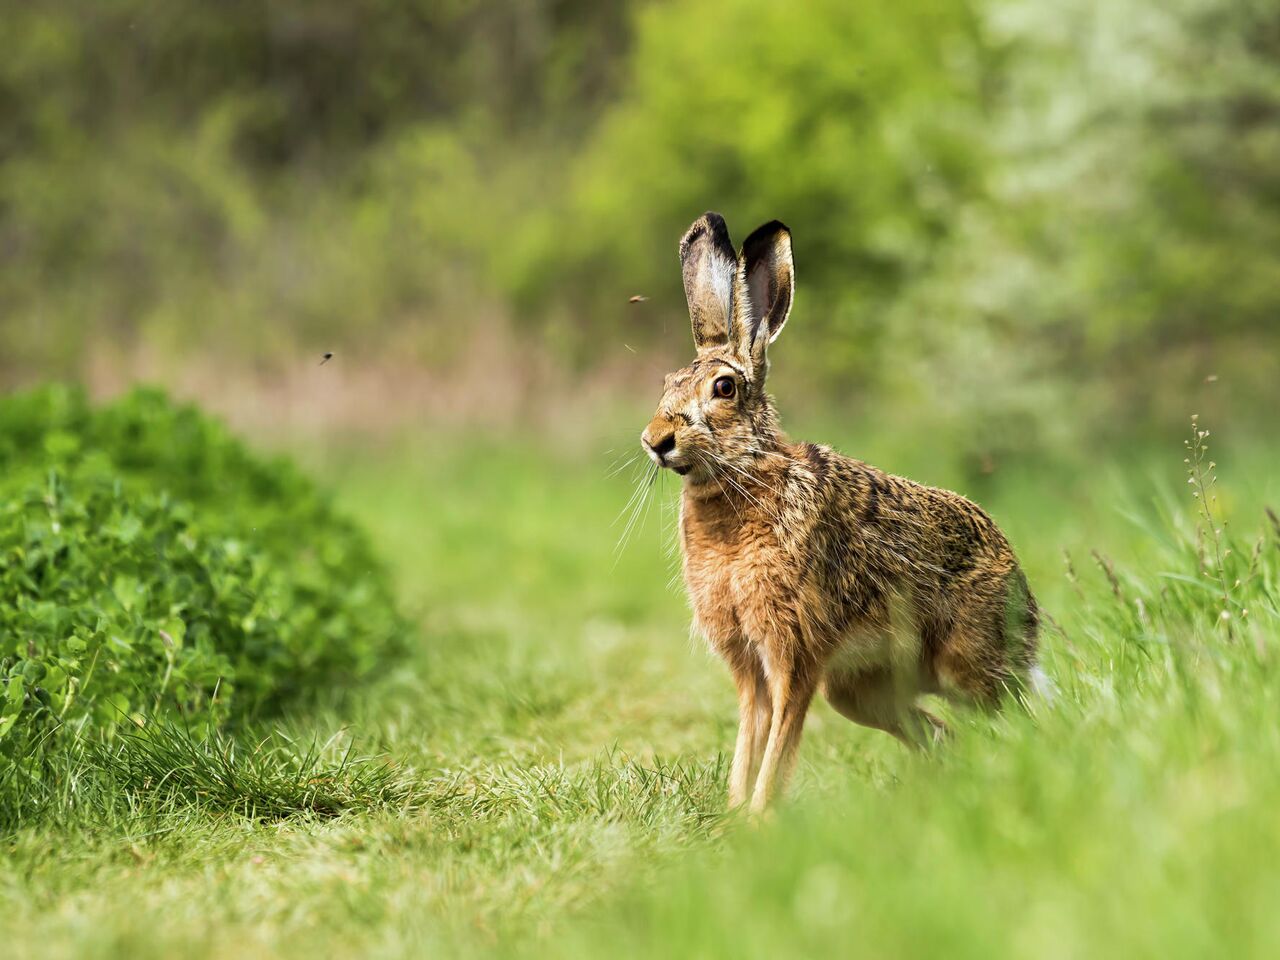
0,385 -> 406,749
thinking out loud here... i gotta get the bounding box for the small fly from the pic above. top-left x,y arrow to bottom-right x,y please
319,352 -> 334,365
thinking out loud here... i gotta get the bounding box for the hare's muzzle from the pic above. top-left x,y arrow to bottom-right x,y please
641,427 -> 690,474
642,429 -> 675,461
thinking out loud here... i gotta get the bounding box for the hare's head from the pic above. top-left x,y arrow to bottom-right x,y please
641,212 -> 794,485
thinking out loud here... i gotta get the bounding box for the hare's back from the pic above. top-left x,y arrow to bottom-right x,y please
805,444 -> 1019,578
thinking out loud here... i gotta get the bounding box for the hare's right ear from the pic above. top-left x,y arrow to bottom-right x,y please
679,212 -> 737,349
737,221 -> 794,367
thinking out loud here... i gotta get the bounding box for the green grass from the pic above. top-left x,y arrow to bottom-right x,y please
2,418 -> 1279,958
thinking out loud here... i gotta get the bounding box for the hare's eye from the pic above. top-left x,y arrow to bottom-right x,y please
713,376 -> 736,399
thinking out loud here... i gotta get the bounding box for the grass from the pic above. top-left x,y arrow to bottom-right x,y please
2,414 -> 1279,958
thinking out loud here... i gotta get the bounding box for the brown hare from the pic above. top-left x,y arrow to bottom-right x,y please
641,212 -> 1045,813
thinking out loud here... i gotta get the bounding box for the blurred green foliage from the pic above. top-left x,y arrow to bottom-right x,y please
0,386 -> 405,751
1,0 -> 1277,441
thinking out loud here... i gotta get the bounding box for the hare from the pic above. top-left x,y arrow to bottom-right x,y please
641,212 -> 1044,812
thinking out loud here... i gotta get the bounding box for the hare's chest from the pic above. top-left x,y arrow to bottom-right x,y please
680,511 -> 795,650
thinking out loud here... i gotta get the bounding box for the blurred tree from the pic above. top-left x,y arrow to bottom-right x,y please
509,0 -> 998,377
0,0 -> 1276,443
0,0 -> 631,166
0,0 -> 631,372
880,0 -> 1280,451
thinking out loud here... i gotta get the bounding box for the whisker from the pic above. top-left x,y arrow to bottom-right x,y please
611,460 -> 652,529
701,450 -> 782,522
712,473 -> 746,524
614,462 -> 659,561
607,451 -> 643,479
639,462 -> 661,550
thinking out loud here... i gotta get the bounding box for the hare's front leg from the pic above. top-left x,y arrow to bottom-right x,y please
749,655 -> 820,813
727,654 -> 770,808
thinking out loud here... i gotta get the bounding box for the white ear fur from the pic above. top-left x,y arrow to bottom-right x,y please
679,212 -> 738,349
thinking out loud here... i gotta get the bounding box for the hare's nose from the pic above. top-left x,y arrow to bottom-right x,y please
645,432 -> 676,461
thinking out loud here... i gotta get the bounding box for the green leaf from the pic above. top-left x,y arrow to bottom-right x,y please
112,574 -> 141,612
0,674 -> 25,740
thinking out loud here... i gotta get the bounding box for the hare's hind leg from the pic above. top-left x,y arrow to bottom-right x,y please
822,666 -> 945,748
931,576 -> 1039,708
727,653 -> 771,808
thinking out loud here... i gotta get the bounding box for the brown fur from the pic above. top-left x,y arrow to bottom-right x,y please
641,213 -> 1040,812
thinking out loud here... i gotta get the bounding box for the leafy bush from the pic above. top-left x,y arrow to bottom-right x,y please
0,385 -> 406,748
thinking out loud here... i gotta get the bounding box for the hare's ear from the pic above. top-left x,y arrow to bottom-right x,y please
680,212 -> 737,349
737,221 -> 794,365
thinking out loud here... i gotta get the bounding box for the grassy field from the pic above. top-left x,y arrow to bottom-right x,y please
3,414 -> 1279,959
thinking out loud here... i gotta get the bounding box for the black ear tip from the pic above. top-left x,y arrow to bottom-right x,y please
680,211 -> 735,262
741,220 -> 792,262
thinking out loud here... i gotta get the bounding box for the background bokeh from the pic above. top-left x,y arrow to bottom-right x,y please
5,0 -> 1277,467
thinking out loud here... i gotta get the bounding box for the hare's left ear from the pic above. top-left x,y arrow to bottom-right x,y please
736,221 -> 794,367
680,212 -> 738,350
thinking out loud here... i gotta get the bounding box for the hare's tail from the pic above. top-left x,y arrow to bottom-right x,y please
1027,665 -> 1056,705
